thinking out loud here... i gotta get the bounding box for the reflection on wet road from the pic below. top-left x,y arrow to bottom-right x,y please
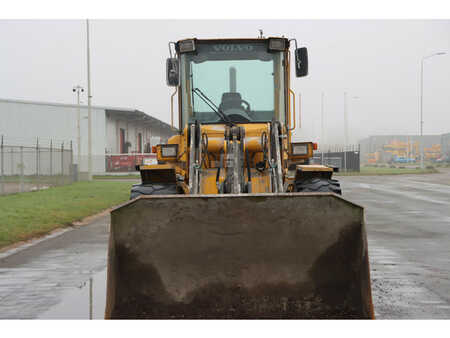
0,215 -> 109,319
38,269 -> 106,319
0,169 -> 449,319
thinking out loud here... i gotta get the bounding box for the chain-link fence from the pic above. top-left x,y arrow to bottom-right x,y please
0,136 -> 74,195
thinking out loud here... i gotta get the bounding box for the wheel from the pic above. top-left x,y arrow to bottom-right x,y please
130,183 -> 178,199
294,177 -> 342,195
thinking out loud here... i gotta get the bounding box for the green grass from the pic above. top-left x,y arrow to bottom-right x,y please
1,175 -> 69,183
93,174 -> 140,180
336,166 -> 439,176
0,181 -> 133,249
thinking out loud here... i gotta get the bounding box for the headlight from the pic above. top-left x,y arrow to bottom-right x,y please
178,39 -> 196,53
268,38 -> 287,51
160,144 -> 178,158
291,142 -> 310,156
142,157 -> 157,165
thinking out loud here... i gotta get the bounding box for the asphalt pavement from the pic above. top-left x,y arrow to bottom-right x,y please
0,169 -> 449,319
340,168 -> 450,319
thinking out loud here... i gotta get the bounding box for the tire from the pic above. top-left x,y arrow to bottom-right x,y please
294,177 -> 342,195
130,183 -> 178,199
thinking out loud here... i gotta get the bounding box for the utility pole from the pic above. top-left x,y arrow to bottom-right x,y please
419,52 -> 446,169
72,85 -> 84,173
321,91 -> 325,165
343,92 -> 348,171
86,19 -> 93,180
344,92 -> 348,147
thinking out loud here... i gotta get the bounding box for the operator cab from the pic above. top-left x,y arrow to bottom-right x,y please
166,37 -> 308,128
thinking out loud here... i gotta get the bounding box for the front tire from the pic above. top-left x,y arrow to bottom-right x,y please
294,177 -> 342,195
130,183 -> 179,199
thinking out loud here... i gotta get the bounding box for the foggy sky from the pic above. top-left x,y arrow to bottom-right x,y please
0,19 -> 449,145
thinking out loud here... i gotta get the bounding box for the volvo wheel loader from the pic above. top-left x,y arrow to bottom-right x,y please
105,36 -> 374,319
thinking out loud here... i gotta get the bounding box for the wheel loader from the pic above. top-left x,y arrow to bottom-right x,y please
105,36 -> 374,319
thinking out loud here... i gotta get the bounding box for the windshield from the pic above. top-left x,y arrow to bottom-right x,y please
179,41 -> 286,126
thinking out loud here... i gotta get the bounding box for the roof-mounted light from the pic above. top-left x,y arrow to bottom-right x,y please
268,38 -> 287,51
178,39 -> 196,53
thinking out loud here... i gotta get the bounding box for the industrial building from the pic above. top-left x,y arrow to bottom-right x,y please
0,98 -> 176,173
359,134 -> 447,164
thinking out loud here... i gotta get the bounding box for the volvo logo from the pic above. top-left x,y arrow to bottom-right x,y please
212,44 -> 254,53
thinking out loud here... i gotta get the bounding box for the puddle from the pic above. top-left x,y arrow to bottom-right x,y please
38,269 -> 107,319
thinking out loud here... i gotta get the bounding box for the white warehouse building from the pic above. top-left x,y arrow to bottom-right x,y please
0,98 -> 175,174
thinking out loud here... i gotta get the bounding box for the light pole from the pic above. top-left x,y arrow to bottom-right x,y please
86,19 -> 93,180
419,51 -> 446,169
72,85 -> 84,173
321,92 -> 325,165
344,92 -> 348,149
343,93 -> 360,171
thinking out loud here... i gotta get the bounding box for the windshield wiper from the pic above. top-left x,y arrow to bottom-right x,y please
192,88 -> 234,126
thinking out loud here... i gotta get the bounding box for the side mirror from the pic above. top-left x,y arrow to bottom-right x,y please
166,58 -> 179,87
295,47 -> 308,77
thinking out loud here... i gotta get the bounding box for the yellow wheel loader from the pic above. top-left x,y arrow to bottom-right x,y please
105,36 -> 374,319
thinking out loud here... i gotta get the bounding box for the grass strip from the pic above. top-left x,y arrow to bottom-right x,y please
0,181 -> 132,249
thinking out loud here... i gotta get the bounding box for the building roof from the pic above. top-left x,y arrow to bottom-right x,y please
0,97 -> 176,133
105,109 -> 175,133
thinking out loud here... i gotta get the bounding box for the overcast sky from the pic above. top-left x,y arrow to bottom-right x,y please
0,19 -> 449,144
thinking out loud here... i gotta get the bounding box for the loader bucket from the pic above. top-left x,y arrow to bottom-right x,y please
105,193 -> 373,319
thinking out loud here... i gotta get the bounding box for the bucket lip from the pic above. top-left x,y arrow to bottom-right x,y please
111,192 -> 364,213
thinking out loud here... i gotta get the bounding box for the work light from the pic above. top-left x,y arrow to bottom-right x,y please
268,38 -> 287,51
160,144 -> 178,158
178,39 -> 196,53
291,142 -> 310,156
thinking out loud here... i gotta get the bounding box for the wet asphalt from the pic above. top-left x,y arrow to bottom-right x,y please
0,170 -> 449,319
340,168 -> 450,319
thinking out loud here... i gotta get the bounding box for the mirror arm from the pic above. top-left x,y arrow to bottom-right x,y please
168,41 -> 176,58
288,89 -> 296,131
289,39 -> 301,71
170,86 -> 178,128
288,38 -> 298,50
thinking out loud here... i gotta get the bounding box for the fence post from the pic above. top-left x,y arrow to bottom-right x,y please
36,137 -> 40,191
50,139 -> 53,178
358,144 -> 361,172
20,146 -> 24,192
10,147 -> 14,177
0,135 -> 4,195
70,141 -> 74,183
344,145 -> 347,172
61,142 -> 64,185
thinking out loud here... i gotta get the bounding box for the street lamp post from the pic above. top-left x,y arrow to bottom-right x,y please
343,93 -> 360,172
321,92 -> 325,165
86,19 -> 93,180
72,85 -> 84,174
419,52 -> 446,169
